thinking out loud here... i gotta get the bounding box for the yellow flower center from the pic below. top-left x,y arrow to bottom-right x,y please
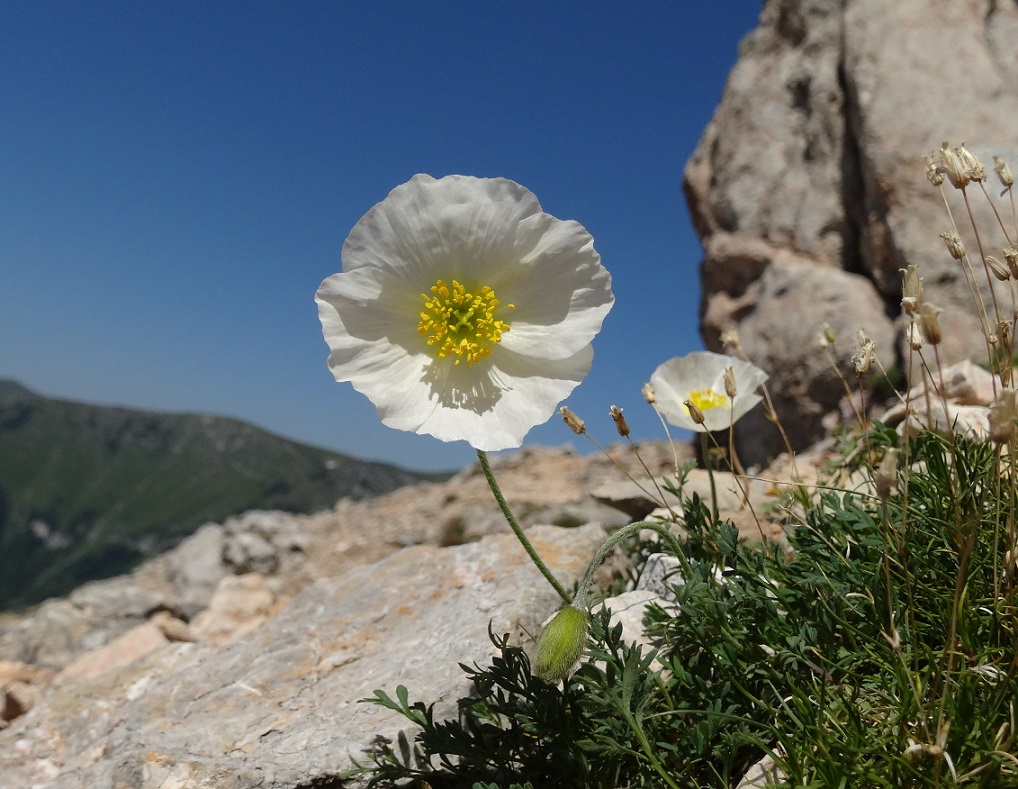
686,388 -> 729,413
418,279 -> 514,365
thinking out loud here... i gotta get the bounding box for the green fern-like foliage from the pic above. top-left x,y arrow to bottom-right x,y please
356,429 -> 1018,787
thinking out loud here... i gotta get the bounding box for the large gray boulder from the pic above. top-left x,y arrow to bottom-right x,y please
687,0 -> 1018,462
1,524 -> 607,788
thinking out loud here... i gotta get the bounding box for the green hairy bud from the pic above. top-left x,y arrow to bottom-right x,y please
534,604 -> 590,682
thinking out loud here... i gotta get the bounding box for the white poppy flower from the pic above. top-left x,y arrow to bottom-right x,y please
649,352 -> 768,433
316,174 -> 614,451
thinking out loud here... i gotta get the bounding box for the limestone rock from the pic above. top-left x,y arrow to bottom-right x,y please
880,359 -> 998,440
222,510 -> 309,577
738,753 -> 787,788
164,522 -> 229,619
189,573 -> 276,646
0,524 -> 607,788
1,661 -> 53,724
0,576 -> 165,672
594,467 -> 775,540
687,0 -> 1018,463
0,444 -> 673,679
720,258 -> 896,463
53,621 -> 169,685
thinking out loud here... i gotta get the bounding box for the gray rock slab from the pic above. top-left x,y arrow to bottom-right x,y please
2,523 -> 608,788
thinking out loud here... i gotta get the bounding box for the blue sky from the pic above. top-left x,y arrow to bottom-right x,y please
0,2 -> 762,472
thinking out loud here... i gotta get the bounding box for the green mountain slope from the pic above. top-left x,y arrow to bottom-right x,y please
0,380 -> 442,610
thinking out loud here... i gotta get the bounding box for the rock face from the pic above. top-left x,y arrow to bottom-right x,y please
687,0 -> 1018,463
2,524 -> 608,789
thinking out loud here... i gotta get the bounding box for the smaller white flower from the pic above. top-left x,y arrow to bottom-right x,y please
649,351 -> 768,432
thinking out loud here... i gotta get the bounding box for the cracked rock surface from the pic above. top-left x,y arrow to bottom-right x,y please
686,0 -> 1018,464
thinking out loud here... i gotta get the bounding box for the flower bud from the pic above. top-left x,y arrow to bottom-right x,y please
684,399 -> 706,426
641,382 -> 656,405
724,367 -> 737,399
610,405 -> 630,437
560,406 -> 586,435
986,255 -> 1012,282
533,604 -> 589,682
940,231 -> 966,260
919,302 -> 943,345
993,155 -> 1014,188
819,323 -> 836,348
901,264 -> 923,316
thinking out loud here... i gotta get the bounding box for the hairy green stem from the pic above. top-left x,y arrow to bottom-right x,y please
573,520 -> 689,609
477,449 -> 571,604
700,432 -> 719,522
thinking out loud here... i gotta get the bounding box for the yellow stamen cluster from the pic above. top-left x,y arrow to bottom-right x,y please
685,388 -> 730,414
418,279 -> 513,365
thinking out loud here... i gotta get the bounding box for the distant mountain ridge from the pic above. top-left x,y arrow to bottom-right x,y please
0,379 -> 442,610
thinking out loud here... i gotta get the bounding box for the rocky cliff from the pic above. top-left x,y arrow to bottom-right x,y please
686,0 -> 1018,462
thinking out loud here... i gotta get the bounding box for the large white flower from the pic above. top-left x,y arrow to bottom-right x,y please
649,351 -> 768,432
316,174 -> 614,451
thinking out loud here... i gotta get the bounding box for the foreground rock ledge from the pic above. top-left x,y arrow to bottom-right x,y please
3,523 -> 607,789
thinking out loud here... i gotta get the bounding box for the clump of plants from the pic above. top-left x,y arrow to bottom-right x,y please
354,422 -> 1016,787
318,148 -> 1018,787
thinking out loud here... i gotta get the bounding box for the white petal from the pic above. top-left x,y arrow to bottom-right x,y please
495,213 -> 614,360
315,268 -> 423,375
342,175 -> 543,289
718,393 -> 764,429
334,344 -> 594,452
412,346 -> 595,451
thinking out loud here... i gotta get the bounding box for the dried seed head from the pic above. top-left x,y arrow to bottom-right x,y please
853,331 -> 876,375
883,623 -> 902,653
986,255 -> 1012,282
938,142 -> 970,189
907,321 -> 925,351
940,230 -> 966,260
609,405 -> 630,437
874,448 -> 899,501
998,319 -> 1012,345
956,142 -> 986,182
560,406 -> 586,435
719,327 -> 741,351
1003,245 -> 1018,278
1005,548 -> 1018,584
989,389 -> 1018,444
724,367 -> 737,399
923,154 -> 944,186
993,155 -> 1014,188
683,399 -> 706,426
641,382 -> 656,405
919,302 -> 943,345
901,264 -> 923,316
